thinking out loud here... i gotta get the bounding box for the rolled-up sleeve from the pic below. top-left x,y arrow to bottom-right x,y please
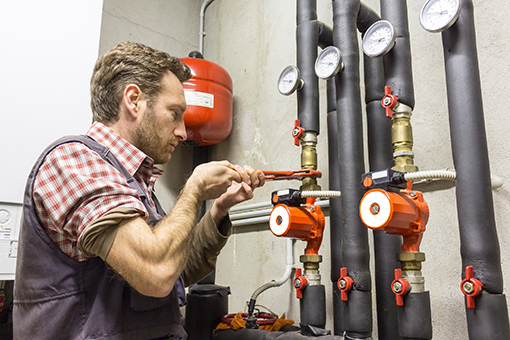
182,210 -> 232,286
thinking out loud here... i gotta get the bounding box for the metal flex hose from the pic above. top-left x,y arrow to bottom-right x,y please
404,169 -> 456,182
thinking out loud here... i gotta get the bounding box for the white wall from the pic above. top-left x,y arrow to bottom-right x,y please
0,0 -> 103,280
99,1 -> 510,338
0,0 -> 103,204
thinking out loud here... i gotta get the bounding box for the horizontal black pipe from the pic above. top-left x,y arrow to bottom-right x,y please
441,0 -> 509,337
297,0 -> 320,133
213,329 -> 343,340
332,0 -> 372,337
380,0 -> 415,108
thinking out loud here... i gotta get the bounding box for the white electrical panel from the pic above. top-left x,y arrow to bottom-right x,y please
0,202 -> 23,280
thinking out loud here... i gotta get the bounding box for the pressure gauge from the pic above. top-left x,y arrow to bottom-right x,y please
315,46 -> 343,80
362,20 -> 396,58
277,66 -> 303,96
420,0 -> 462,33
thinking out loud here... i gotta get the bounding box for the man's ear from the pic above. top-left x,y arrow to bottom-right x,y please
122,84 -> 144,118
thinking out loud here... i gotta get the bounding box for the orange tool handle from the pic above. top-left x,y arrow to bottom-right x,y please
263,169 -> 322,181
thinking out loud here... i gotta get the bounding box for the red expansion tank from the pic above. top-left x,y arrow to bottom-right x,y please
181,57 -> 233,146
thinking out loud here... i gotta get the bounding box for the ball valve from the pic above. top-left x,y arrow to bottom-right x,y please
269,197 -> 325,256
359,187 -> 429,252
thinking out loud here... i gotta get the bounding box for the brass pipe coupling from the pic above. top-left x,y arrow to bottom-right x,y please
300,130 -> 321,191
381,86 -> 418,173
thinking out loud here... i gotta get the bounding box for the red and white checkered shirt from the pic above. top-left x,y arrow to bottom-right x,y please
33,122 -> 163,261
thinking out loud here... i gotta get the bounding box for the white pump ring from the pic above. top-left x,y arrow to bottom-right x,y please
269,205 -> 291,236
359,190 -> 392,229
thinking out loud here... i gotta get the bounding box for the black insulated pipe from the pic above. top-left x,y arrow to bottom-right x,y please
297,0 -> 320,133
332,0 -> 372,338
441,0 -> 510,338
300,285 -> 326,330
396,292 -> 432,340
380,0 -> 415,108
358,3 -> 402,340
327,78 -> 345,336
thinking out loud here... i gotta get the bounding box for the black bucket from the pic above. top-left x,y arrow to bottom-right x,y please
184,284 -> 231,340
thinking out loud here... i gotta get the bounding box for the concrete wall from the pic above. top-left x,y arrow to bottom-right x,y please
99,1 -> 510,338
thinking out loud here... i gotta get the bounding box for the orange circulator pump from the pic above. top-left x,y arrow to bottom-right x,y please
269,197 -> 325,256
181,57 -> 233,146
359,186 -> 429,253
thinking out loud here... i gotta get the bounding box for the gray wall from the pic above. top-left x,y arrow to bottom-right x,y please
99,1 -> 510,338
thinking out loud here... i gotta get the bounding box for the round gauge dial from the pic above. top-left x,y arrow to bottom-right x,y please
420,0 -> 462,33
315,46 -> 343,80
362,20 -> 396,58
277,66 -> 302,96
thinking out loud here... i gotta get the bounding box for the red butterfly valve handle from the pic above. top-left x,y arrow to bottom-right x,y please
392,268 -> 411,306
337,267 -> 354,301
461,266 -> 483,309
381,86 -> 399,118
294,268 -> 308,299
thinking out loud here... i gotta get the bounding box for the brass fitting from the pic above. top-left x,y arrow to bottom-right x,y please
300,254 -> 322,285
398,251 -> 426,293
391,103 -> 418,173
300,132 -> 321,191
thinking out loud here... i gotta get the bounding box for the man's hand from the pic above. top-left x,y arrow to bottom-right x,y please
211,165 -> 265,223
187,161 -> 243,200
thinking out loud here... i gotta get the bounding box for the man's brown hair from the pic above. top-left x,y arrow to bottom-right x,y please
90,42 -> 191,124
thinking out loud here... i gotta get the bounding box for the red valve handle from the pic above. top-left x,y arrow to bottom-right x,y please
381,86 -> 399,118
294,268 -> 308,299
460,266 -> 483,309
337,267 -> 354,301
391,268 -> 411,306
292,119 -> 305,146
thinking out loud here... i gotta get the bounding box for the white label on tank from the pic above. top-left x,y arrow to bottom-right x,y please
184,90 -> 214,109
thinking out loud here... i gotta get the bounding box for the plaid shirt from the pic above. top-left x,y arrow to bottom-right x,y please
33,122 -> 163,261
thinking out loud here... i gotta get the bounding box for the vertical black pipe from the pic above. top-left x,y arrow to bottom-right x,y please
358,4 -> 402,340
441,0 -> 510,338
380,0 -> 414,108
327,79 -> 345,335
332,0 -> 372,338
297,0 -> 320,133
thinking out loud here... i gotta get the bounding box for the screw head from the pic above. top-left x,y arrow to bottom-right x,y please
276,216 -> 283,225
463,282 -> 474,294
393,281 -> 403,293
370,203 -> 380,214
383,96 -> 392,106
292,128 -> 300,137
294,278 -> 301,289
338,279 -> 346,290
410,191 -> 417,197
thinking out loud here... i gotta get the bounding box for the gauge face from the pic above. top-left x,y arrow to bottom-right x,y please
420,0 -> 462,33
362,20 -> 396,58
315,46 -> 343,80
278,66 -> 301,96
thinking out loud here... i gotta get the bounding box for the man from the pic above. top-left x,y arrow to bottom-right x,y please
13,42 -> 265,340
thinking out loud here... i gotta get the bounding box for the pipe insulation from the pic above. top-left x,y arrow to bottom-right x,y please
359,3 -> 402,339
441,0 -> 510,338
326,78 -> 345,335
380,0 -> 415,108
332,0 -> 372,337
297,0 -> 320,133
